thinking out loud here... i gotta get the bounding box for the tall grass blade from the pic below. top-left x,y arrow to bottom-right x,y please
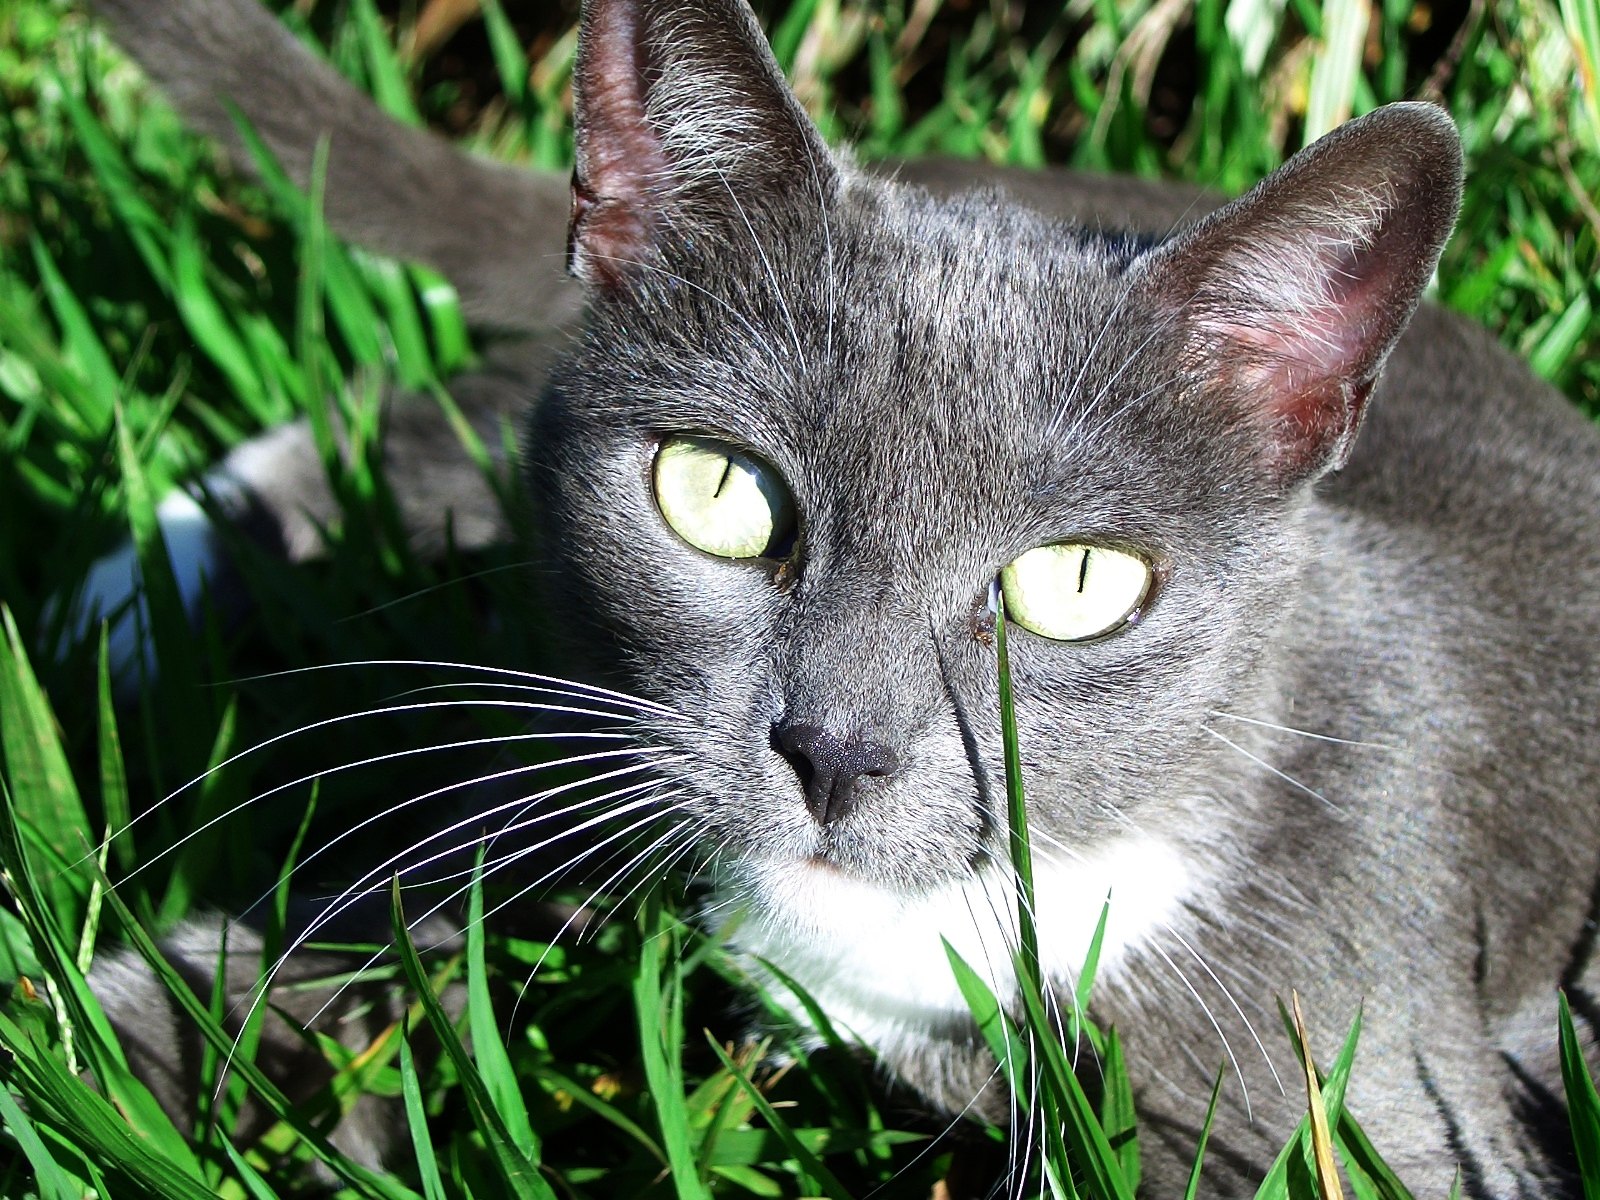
399,1027 -> 449,1200
537,1063 -> 668,1164
0,1010 -> 215,1200
1560,0 -> 1600,144
942,937 -> 1031,1091
994,600 -> 1040,996
90,877 -> 416,1198
1183,1064 -> 1228,1200
350,0 -> 421,125
0,606 -> 94,933
389,880 -> 551,1200
0,795 -> 199,1162
634,892 -> 713,1200
466,857 -> 539,1158
94,630 -> 135,877
480,0 -> 532,113
28,238 -> 118,427
1559,990 -> 1600,1199
1099,1027 -> 1140,1189
0,1080 -> 83,1200
993,603 -> 1133,1199
1256,1000 -> 1369,1199
219,1136 -> 282,1200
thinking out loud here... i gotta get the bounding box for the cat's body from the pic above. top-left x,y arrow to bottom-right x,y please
79,0 -> 1600,1193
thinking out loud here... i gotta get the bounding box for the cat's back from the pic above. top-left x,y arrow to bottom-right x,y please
1288,297 -> 1600,930
1328,300 -> 1600,646
1342,301 -> 1600,545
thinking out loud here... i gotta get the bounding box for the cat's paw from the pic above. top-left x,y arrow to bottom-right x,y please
59,487 -> 229,691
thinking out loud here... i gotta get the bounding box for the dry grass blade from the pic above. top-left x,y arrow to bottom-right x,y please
1292,991 -> 1345,1200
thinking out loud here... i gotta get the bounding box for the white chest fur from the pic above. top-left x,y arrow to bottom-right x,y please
717,836 -> 1195,1061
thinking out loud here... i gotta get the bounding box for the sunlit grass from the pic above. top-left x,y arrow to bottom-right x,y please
0,0 -> 1596,1195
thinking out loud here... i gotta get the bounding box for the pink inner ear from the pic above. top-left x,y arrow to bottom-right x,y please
569,2 -> 676,287
1197,238 -> 1401,473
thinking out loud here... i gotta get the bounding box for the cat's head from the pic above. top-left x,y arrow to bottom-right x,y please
524,0 -> 1462,925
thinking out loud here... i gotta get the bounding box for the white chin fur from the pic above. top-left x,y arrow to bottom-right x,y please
717,835 -> 1193,1055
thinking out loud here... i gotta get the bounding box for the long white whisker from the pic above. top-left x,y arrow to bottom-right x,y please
1203,725 -> 1341,811
357,779 -> 686,896
223,659 -> 683,718
470,798 -> 699,944
236,787 -> 693,1068
861,1054 -> 1010,1200
101,696 -> 669,865
1162,920 -> 1284,1094
178,747 -> 677,937
1146,936 -> 1253,1120
117,731 -> 649,886
505,817 -> 711,1031
257,764 -> 686,1010
1208,709 -> 1396,750
555,822 -> 704,957
379,681 -> 662,717
295,772 -> 685,942
513,823 -> 709,1034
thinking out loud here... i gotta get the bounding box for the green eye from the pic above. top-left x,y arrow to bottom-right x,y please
999,543 -> 1152,641
654,435 -> 796,559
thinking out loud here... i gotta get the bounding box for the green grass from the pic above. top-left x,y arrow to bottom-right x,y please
1,0 -> 1598,1196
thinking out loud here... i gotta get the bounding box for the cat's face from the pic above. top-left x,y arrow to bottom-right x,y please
523,0 -> 1460,936
531,188 -> 1299,902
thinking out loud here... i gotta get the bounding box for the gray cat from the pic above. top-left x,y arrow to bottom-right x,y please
81,0 -> 1600,1194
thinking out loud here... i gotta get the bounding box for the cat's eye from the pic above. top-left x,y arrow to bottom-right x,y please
654,435 -> 796,559
999,543 -> 1152,641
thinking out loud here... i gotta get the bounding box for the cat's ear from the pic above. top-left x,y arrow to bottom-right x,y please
1132,103 -> 1462,484
568,0 -> 837,289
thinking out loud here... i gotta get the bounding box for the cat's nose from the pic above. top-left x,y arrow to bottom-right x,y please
774,722 -> 900,827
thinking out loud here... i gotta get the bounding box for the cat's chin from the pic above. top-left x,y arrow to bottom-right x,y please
711,835 -> 1199,1043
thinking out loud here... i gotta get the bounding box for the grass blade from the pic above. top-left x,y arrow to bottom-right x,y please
633,892 -> 713,1200
400,1026 -> 449,1200
1304,0 -> 1370,142
1099,1027 -> 1140,1190
1291,992 -> 1345,1200
466,858 -> 538,1159
1560,990 -> 1600,1199
1183,1064 -> 1228,1200
0,1011 -> 215,1200
0,606 -> 93,935
0,1081 -> 83,1200
704,1035 -> 854,1200
389,880 -> 553,1200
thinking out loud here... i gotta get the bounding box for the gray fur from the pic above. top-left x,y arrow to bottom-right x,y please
90,918 -> 418,1176
85,0 -> 1600,1194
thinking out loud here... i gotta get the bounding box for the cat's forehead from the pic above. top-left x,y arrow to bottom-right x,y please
630,183 -> 1162,451
575,180 -> 1232,575
675,187 -> 1181,508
